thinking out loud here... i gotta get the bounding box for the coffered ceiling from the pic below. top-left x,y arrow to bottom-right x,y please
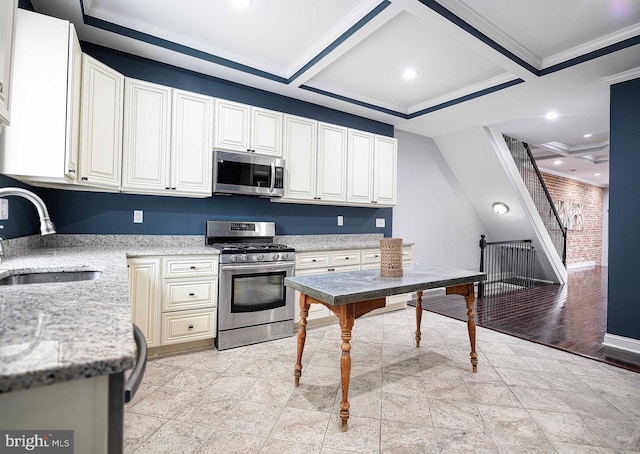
30,0 -> 640,187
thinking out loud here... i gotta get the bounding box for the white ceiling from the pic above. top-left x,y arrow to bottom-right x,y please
30,0 -> 640,187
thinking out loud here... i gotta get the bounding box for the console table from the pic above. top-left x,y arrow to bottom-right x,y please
284,265 -> 486,431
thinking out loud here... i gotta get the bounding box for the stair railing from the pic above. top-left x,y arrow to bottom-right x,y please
479,234 -> 536,298
503,135 -> 567,265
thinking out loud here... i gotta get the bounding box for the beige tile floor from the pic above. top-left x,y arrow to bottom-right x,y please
124,308 -> 640,453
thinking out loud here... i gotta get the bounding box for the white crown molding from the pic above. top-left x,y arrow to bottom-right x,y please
286,0 -> 390,80
302,80 -> 407,114
542,23 -> 640,69
408,73 -> 518,113
538,168 -> 607,188
434,0 -> 542,69
602,67 -> 640,85
538,140 -> 609,155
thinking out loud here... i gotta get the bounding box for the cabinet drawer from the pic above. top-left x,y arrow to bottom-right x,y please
164,256 -> 218,277
163,278 -> 217,311
330,250 -> 360,266
361,248 -> 381,264
161,309 -> 215,345
295,252 -> 329,269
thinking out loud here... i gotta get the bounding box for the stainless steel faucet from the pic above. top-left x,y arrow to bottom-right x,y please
0,186 -> 56,241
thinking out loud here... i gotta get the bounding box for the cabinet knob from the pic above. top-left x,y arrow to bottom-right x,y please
190,266 -> 196,269
328,268 -> 335,272
311,259 -> 316,262
0,82 -> 3,94
188,324 -> 194,329
68,169 -> 76,173
81,177 -> 88,181
189,292 -> 195,296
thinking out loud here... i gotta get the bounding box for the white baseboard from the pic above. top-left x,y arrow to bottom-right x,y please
603,333 -> 640,366
567,261 -> 596,270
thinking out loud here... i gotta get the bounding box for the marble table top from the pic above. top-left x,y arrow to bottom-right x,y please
285,265 -> 486,305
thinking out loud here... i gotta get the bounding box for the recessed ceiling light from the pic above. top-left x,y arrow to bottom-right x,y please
546,112 -> 559,120
402,69 -> 419,80
230,0 -> 252,9
584,133 -> 592,138
595,173 -> 601,176
554,160 -> 562,165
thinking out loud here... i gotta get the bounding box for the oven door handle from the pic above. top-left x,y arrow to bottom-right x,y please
269,161 -> 276,193
221,262 -> 293,272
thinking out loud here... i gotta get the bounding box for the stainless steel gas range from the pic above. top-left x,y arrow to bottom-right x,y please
206,221 -> 295,350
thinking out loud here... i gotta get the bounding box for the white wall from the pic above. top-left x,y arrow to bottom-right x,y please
392,129 -> 486,271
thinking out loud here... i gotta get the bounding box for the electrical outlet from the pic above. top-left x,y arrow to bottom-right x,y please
0,199 -> 8,221
133,210 -> 143,223
337,215 -> 343,226
376,218 -> 385,228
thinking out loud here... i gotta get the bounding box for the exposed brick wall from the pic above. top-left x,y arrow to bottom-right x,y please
541,172 -> 604,266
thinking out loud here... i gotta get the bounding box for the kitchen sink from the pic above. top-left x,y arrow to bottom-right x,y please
0,270 -> 102,286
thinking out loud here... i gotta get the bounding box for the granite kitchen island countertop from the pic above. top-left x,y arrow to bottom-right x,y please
0,236 -> 218,394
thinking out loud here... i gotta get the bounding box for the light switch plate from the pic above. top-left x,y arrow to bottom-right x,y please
133,210 -> 143,223
337,215 -> 343,226
0,199 -> 8,220
376,218 -> 385,228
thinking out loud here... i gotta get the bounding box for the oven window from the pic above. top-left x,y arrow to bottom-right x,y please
231,271 -> 286,313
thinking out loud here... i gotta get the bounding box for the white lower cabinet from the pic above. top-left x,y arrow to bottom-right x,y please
128,255 -> 218,351
294,245 -> 412,325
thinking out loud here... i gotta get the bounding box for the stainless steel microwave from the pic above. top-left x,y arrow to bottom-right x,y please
213,150 -> 285,197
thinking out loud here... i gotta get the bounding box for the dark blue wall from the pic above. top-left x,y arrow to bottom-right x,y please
607,77 -> 640,340
1,31 -> 394,239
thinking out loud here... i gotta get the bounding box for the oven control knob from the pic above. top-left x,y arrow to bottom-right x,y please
229,255 -> 237,263
240,255 -> 247,262
257,254 -> 264,261
281,253 -> 289,260
272,253 -> 280,261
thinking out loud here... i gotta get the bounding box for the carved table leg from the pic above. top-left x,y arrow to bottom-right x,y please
415,290 -> 423,347
446,283 -> 478,372
338,305 -> 355,432
294,295 -> 310,386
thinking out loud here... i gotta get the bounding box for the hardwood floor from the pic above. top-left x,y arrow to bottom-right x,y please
417,266 -> 640,373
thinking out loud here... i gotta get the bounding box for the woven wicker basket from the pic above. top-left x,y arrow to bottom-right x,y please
380,238 -> 403,277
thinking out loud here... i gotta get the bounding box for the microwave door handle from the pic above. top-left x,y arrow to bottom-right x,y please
269,161 -> 276,193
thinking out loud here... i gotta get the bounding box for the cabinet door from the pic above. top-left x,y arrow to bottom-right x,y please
0,0 -> 17,125
214,99 -> 250,152
283,114 -> 317,200
128,257 -> 161,348
64,24 -> 82,181
373,135 -> 397,205
171,89 -> 214,195
79,55 -> 124,188
347,129 -> 374,204
251,107 -> 282,156
317,123 -> 347,202
121,78 -> 171,193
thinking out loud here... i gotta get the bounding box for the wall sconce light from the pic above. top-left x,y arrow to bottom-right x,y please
492,202 -> 509,215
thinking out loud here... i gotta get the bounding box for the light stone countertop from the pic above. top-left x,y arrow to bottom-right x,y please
275,233 -> 414,252
0,235 -> 217,394
285,265 -> 486,305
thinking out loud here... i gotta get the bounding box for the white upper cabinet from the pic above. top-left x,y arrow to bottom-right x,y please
283,114 -> 317,200
346,130 -> 397,206
171,89 -> 214,195
78,54 -> 124,189
122,79 -> 172,193
317,122 -> 348,202
0,0 -> 17,125
373,135 -> 397,206
0,9 -> 82,184
347,129 -> 375,204
214,99 -> 282,156
122,79 -> 213,197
